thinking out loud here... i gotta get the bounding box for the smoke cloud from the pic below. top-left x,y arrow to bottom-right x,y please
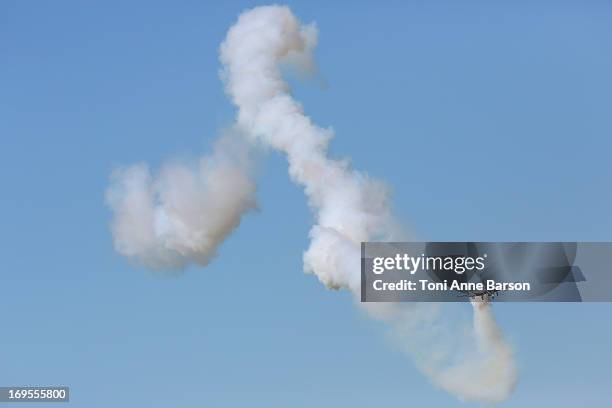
106,132 -> 257,269
107,5 -> 517,403
429,301 -> 517,403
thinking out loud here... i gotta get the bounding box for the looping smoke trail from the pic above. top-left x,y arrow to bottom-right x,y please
107,4 -> 517,403
221,6 -> 518,403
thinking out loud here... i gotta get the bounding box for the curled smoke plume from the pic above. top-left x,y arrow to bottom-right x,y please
106,133 -> 257,269
106,5 -> 517,403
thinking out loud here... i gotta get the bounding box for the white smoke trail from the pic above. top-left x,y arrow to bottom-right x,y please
427,301 -> 516,404
220,6 -> 398,294
106,132 -> 257,269
107,4 -> 517,403
385,300 -> 517,404
220,6 -> 517,403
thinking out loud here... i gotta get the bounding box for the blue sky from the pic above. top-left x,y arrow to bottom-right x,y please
1,1 -> 611,407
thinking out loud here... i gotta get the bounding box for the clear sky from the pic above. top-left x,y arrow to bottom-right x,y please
1,1 -> 611,407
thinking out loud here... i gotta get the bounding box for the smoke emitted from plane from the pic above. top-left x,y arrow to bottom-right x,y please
107,5 -> 517,403
437,302 -> 516,403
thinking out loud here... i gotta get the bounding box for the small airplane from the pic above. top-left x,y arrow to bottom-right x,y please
458,289 -> 498,302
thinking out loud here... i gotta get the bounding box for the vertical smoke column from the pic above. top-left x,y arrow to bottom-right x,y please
220,5 -> 516,403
